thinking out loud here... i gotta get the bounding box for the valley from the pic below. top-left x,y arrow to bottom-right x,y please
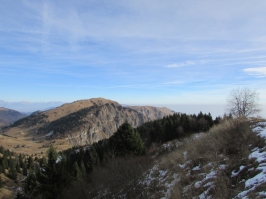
1,97 -> 265,199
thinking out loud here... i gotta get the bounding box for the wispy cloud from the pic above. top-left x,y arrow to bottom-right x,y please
1,0 -> 266,111
164,61 -> 195,68
243,67 -> 266,78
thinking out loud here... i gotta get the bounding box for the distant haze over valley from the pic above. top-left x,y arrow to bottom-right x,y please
0,100 -> 225,118
155,104 -> 226,118
0,100 -> 64,113
1,100 -> 265,118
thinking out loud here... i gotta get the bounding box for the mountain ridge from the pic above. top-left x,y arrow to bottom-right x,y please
0,107 -> 26,127
0,98 -> 174,154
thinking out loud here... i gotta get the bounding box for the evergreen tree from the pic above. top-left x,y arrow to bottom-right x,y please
27,156 -> 33,169
39,156 -> 47,168
8,159 -> 17,180
0,146 -> 4,154
109,121 -> 145,157
151,120 -> 164,143
24,170 -> 37,196
2,157 -> 8,169
0,175 -> 3,188
86,146 -> 99,172
73,161 -> 82,181
22,163 -> 27,176
33,145 -> 70,199
16,162 -> 21,173
36,145 -> 59,198
19,154 -> 24,168
80,160 -> 86,177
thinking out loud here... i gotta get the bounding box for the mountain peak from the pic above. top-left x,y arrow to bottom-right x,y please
0,98 -> 174,154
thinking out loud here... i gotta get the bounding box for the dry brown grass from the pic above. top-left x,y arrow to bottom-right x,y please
0,188 -> 14,199
158,117 -> 266,199
0,98 -> 115,155
44,98 -> 114,122
0,98 -> 173,156
0,133 -> 71,156
4,117 -> 264,198
0,173 -> 26,199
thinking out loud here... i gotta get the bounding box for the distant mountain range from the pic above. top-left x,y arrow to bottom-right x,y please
0,100 -> 64,113
0,98 -> 174,154
0,107 -> 27,127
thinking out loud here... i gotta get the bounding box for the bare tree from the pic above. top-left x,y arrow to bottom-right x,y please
227,87 -> 260,117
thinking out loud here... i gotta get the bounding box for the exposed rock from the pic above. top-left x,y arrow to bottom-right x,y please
2,98 -> 174,146
63,103 -> 171,146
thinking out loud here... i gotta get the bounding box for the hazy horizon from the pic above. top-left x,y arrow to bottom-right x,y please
1,1 -> 266,112
1,99 -> 265,118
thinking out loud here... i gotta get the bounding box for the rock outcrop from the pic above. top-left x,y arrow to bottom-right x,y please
2,98 -> 174,146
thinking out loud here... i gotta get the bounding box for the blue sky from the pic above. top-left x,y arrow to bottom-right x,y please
1,0 -> 266,116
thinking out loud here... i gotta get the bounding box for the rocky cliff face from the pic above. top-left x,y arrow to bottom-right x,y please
49,103 -> 173,146
2,98 -> 174,146
128,106 -> 174,121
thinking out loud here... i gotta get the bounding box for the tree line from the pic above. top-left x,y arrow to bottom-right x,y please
15,111 -> 229,198
18,121 -> 144,199
0,146 -> 34,181
138,112 -> 224,147
11,113 -> 48,128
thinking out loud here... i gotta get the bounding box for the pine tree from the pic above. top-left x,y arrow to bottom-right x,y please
2,158 -> 8,170
18,154 -> 24,168
80,160 -> 86,177
24,170 -> 37,196
33,145 -> 70,199
22,163 -> 27,176
16,163 -> 21,173
87,146 -> 99,172
27,156 -> 33,169
8,159 -> 17,180
73,161 -> 82,181
0,146 -> 4,154
0,175 -> 3,188
109,121 -> 145,157
36,145 -> 59,198
39,156 -> 47,168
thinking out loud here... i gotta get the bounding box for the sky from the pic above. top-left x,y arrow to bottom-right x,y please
1,0 -> 266,117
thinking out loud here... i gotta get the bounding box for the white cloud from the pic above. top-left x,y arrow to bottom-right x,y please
164,61 -> 195,68
243,67 -> 266,78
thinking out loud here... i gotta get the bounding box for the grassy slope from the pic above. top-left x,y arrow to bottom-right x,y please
151,117 -> 266,198
0,98 -> 173,156
0,173 -> 25,199
61,117 -> 266,199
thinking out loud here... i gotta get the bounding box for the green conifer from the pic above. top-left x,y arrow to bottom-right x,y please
73,161 -> 82,181
109,121 -> 145,157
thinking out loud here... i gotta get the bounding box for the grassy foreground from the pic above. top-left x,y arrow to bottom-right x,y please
59,117 -> 266,198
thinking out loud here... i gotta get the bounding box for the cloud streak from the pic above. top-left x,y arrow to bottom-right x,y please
243,67 -> 266,78
0,0 -> 266,113
164,61 -> 195,68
